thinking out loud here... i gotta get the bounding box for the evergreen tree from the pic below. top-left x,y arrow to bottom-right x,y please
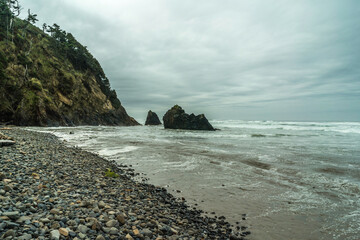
0,0 -> 21,40
42,23 -> 47,32
26,9 -> 38,25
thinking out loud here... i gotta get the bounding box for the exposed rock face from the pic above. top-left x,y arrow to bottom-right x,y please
145,110 -> 162,125
163,105 -> 214,131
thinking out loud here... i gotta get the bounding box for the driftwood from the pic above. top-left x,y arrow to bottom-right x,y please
0,140 -> 16,147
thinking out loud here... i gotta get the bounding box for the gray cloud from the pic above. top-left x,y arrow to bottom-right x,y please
20,0 -> 360,121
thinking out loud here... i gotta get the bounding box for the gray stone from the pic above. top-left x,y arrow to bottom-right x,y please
78,233 -> 86,239
67,220 -> 77,226
40,218 -> 50,223
50,230 -> 60,240
98,201 -> 106,208
5,221 -> 19,228
16,216 -> 32,223
105,219 -> 118,227
109,227 -> 118,235
51,222 -> 60,229
3,185 -> 12,192
95,235 -> 106,240
0,222 -> 6,231
50,208 -> 60,215
0,172 -> 6,180
141,228 -> 153,237
29,207 -> 37,213
18,233 -> 32,240
2,211 -> 20,220
77,224 -> 89,234
2,229 -> 15,238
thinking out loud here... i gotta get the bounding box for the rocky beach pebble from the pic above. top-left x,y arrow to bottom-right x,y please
0,128 -> 248,239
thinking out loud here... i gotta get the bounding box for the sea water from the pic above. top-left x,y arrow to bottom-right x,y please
30,120 -> 360,240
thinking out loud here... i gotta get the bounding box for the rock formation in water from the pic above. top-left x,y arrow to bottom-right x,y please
163,105 -> 214,131
0,6 -> 138,126
145,110 -> 162,125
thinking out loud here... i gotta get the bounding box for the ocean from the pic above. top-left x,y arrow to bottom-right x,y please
30,120 -> 360,240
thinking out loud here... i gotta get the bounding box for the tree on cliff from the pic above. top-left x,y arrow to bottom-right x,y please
42,23 -> 120,108
0,0 -> 21,41
25,9 -> 38,25
0,0 -> 138,126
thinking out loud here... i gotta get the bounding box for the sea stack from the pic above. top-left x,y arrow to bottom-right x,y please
163,105 -> 215,131
145,110 -> 162,125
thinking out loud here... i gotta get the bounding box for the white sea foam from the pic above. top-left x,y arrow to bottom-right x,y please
98,146 -> 139,156
212,120 -> 360,135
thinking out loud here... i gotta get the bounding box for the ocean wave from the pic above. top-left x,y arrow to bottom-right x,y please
98,146 -> 139,156
212,120 -> 360,135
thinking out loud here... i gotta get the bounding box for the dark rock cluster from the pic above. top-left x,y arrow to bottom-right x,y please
0,128 -> 248,239
163,105 -> 215,131
145,111 -> 162,126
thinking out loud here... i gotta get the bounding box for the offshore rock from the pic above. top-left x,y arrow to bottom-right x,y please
163,105 -> 215,131
145,110 -> 162,125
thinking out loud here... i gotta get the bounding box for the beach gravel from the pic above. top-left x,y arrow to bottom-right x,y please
0,128 -> 248,239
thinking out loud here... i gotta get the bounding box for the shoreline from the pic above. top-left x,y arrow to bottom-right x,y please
0,128 -> 249,239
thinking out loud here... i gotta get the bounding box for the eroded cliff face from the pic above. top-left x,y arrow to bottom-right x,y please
0,18 -> 138,126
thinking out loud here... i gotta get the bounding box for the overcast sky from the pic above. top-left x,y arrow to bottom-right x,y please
20,0 -> 360,121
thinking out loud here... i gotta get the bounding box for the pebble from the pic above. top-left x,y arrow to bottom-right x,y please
16,216 -> 31,223
2,229 -> 15,238
125,233 -> 134,240
96,235 -> 106,240
51,222 -> 60,229
50,230 -> 60,240
78,233 -> 87,239
109,227 -> 119,235
116,213 -> 126,225
0,128 -> 250,240
67,219 -> 77,226
40,218 -> 50,223
3,185 -> 12,192
141,228 -> 153,237
50,208 -> 61,215
18,233 -> 32,240
59,227 -> 69,236
2,211 -> 20,220
105,219 -> 118,227
77,224 -> 89,234
0,172 -> 6,180
98,201 -> 106,208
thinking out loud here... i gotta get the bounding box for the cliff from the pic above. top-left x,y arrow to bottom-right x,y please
0,14 -> 138,126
